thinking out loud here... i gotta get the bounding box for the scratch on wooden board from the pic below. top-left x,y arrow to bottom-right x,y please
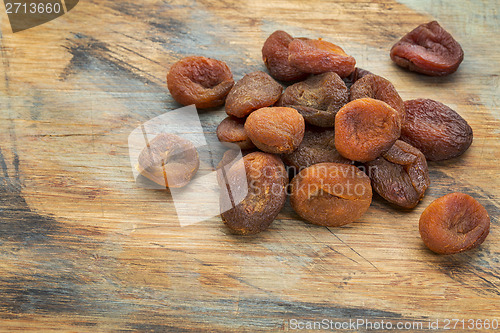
326,227 -> 380,272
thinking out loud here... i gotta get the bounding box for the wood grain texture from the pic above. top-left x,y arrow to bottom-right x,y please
0,0 -> 498,331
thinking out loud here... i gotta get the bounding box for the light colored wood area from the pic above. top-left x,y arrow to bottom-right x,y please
0,0 -> 498,331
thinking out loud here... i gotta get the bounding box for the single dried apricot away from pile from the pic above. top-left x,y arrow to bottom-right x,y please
137,133 -> 199,188
220,152 -> 288,235
225,71 -> 283,118
350,74 -> 405,121
290,163 -> 372,227
216,116 -> 255,150
365,140 -> 430,209
334,98 -> 401,162
278,72 -> 349,127
390,21 -> 464,76
262,30 -> 308,82
245,107 -> 305,154
288,38 -> 356,77
401,99 -> 473,161
419,193 -> 490,254
167,56 -> 234,108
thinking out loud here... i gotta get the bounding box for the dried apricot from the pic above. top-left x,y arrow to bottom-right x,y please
334,98 -> 401,162
166,56 -> 234,108
401,99 -> 473,161
365,140 -> 430,208
216,116 -> 255,150
245,107 -> 305,154
290,163 -> 372,227
282,125 -> 352,173
137,133 -> 199,188
419,193 -> 490,254
262,30 -> 308,82
225,71 -> 283,118
288,38 -> 356,77
278,72 -> 349,127
390,21 -> 464,76
350,74 -> 405,121
342,67 -> 372,89
220,152 -> 288,235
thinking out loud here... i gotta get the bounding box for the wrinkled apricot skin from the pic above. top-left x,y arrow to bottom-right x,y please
290,163 -> 372,227
245,107 -> 305,154
262,30 -> 309,82
220,152 -> 288,235
335,98 -> 401,162
365,140 -> 430,209
137,133 -> 199,188
282,125 -> 352,173
278,72 -> 349,127
225,71 -> 283,118
401,99 -> 473,161
216,117 -> 255,150
419,193 -> 490,254
288,38 -> 356,78
390,21 -> 464,76
350,74 -> 405,121
342,67 -> 372,89
167,56 -> 234,108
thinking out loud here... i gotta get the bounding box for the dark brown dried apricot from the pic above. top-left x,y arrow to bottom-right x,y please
225,71 -> 283,118
262,30 -> 309,82
282,125 -> 352,173
166,56 -> 234,108
419,193 -> 490,254
350,74 -> 405,121
216,116 -> 255,150
342,67 -> 372,89
137,133 -> 199,188
334,98 -> 401,162
278,72 -> 349,127
220,152 -> 288,235
290,163 -> 372,227
245,107 -> 305,154
365,140 -> 430,208
401,99 -> 473,161
390,21 -> 464,76
288,38 -> 356,77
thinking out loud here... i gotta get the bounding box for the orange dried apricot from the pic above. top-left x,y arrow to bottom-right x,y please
419,193 -> 490,254
167,56 -> 234,108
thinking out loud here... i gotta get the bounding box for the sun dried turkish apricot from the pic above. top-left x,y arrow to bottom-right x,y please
220,152 -> 288,235
290,163 -> 372,227
350,74 -> 405,121
335,98 -> 401,162
166,56 -> 234,108
245,107 -> 305,154
282,125 -> 352,173
401,99 -> 473,161
137,133 -> 199,188
342,67 -> 372,89
216,116 -> 255,150
419,193 -> 490,254
262,30 -> 309,82
390,21 -> 464,76
225,71 -> 283,118
365,140 -> 430,209
288,38 -> 356,77
278,72 -> 349,127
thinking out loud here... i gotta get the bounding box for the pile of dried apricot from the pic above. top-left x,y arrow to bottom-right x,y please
161,22 -> 490,254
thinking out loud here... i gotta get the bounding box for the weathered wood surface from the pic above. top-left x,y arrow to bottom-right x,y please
0,0 -> 498,331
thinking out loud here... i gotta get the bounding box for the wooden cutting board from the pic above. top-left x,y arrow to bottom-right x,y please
0,0 -> 498,331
